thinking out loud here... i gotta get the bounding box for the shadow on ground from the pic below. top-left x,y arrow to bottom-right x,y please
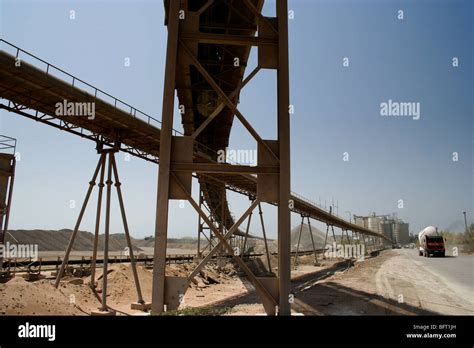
213,260 -> 437,315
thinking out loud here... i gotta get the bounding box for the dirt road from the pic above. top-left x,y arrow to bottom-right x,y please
227,249 -> 473,315
288,249 -> 474,315
375,249 -> 474,315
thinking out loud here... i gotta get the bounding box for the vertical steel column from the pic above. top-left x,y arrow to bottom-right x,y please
331,225 -> 337,243
307,217 -> 318,265
151,0 -> 180,314
90,153 -> 106,287
345,229 -> 351,244
197,190 -> 203,257
101,152 -> 113,312
323,224 -> 329,259
219,192 -> 226,257
463,211 -> 469,236
277,0 -> 291,316
0,155 -> 15,268
1,157 -> 15,245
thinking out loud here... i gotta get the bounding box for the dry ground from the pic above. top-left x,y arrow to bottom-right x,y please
1,250 -> 472,315
0,254 -> 340,315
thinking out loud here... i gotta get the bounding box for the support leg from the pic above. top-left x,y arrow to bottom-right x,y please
331,225 -> 337,243
293,215 -> 304,269
307,217 -> 318,265
277,0 -> 291,316
151,0 -> 180,314
110,154 -> 145,307
362,235 -> 367,255
323,224 -> 329,259
197,191 -> 202,258
90,153 -> 106,287
100,153 -> 113,312
345,229 -> 351,244
55,156 -> 102,288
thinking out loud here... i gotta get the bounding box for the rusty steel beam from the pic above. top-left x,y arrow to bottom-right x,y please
150,0 -> 180,315
171,162 -> 279,174
179,32 -> 278,46
150,0 -> 288,315
190,66 -> 261,140
277,0 -> 292,316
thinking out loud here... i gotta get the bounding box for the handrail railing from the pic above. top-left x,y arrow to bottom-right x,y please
0,39 -> 250,166
0,134 -> 16,155
291,191 -> 342,217
0,39 -> 168,131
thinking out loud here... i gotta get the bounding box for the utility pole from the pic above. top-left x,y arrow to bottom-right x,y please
463,211 -> 469,235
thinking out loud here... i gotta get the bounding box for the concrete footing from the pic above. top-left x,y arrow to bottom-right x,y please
91,309 -> 116,316
0,271 -> 13,283
131,302 -> 152,311
24,273 -> 42,282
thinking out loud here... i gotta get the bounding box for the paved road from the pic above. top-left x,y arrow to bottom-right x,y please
374,249 -> 474,314
401,248 -> 473,301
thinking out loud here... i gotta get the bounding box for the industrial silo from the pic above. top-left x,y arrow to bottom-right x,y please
354,215 -> 368,228
367,215 -> 380,234
380,221 -> 394,245
394,222 -> 409,245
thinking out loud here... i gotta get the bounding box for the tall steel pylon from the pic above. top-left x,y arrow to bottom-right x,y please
151,0 -> 291,315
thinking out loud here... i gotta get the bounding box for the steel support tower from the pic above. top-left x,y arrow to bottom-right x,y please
151,0 -> 291,315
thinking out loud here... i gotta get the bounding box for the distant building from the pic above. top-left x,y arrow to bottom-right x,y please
393,222 -> 409,245
354,212 -> 409,245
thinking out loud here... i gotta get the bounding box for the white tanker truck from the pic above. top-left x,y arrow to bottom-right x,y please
418,226 -> 446,257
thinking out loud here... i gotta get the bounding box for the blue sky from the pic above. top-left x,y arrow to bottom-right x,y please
0,0 -> 472,239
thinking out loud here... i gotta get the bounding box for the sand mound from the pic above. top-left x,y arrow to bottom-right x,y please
6,229 -> 141,252
0,276 -> 84,315
0,261 -> 240,315
290,224 -> 327,251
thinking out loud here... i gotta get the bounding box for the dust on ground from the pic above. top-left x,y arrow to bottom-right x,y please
0,253 -> 335,315
2,250 -> 471,316
289,250 -> 473,315
0,260 -> 244,315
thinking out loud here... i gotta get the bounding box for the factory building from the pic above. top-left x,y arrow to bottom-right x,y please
354,213 -> 410,245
